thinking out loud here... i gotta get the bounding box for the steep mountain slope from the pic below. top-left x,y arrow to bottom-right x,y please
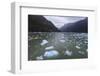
60,18 -> 88,33
28,15 -> 60,32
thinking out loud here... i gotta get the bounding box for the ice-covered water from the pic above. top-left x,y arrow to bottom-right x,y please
28,32 -> 88,60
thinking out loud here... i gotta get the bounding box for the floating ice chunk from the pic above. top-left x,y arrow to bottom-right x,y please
86,49 -> 88,52
40,39 -> 48,46
36,56 -> 43,60
45,46 -> 54,50
60,39 -> 65,43
75,46 -> 80,49
65,50 -> 72,56
44,50 -> 59,57
78,51 -> 85,55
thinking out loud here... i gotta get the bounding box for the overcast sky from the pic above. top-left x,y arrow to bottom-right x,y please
44,16 -> 86,28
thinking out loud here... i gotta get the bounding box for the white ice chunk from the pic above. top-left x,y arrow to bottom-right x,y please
60,39 -> 65,43
36,56 -> 43,60
78,51 -> 85,55
75,46 -> 80,49
84,41 -> 88,43
40,39 -> 48,46
45,46 -> 54,50
44,50 -> 59,57
65,50 -> 72,56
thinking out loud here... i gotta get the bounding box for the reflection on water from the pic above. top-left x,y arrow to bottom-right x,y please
28,32 -> 88,60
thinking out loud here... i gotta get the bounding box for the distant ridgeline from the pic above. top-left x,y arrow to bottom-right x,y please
28,15 -> 88,33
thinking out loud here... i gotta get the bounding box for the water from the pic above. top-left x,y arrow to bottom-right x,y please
28,32 -> 88,60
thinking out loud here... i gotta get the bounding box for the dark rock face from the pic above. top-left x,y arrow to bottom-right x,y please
28,15 -> 60,32
60,18 -> 88,33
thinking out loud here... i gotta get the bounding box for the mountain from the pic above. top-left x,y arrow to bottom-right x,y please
28,15 -> 60,32
60,18 -> 88,33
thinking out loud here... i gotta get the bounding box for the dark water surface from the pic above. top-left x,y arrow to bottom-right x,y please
28,32 -> 88,61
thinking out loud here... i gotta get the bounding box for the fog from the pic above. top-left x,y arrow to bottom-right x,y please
44,16 -> 86,28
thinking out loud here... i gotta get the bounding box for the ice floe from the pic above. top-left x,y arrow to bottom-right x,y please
86,49 -> 88,52
36,55 -> 43,60
75,46 -> 80,49
60,39 -> 65,43
40,39 -> 48,46
44,50 -> 59,57
78,51 -> 85,55
45,46 -> 54,50
84,41 -> 88,44
65,50 -> 72,56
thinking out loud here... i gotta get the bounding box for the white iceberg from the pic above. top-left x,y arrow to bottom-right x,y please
65,50 -> 72,56
60,39 -> 65,43
78,51 -> 85,55
36,56 -> 43,60
84,41 -> 88,44
45,46 -> 54,50
44,50 -> 59,58
75,46 -> 80,49
40,39 -> 48,46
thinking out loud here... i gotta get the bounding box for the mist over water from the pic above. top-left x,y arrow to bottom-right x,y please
44,16 -> 86,29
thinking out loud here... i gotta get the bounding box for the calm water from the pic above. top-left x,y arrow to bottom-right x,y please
28,32 -> 88,60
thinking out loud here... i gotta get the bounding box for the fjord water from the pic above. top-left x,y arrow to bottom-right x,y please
28,32 -> 88,60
